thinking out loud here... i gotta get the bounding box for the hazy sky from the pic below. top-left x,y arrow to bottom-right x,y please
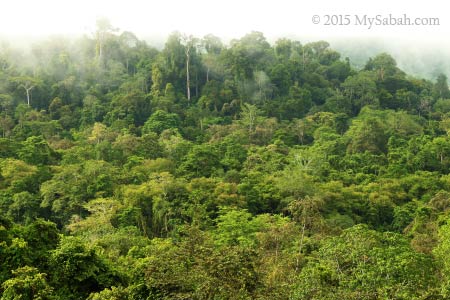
0,0 -> 448,42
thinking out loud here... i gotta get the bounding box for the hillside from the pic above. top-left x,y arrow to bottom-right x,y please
1,25 -> 450,299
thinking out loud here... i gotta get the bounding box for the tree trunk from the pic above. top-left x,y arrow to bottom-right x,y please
195,71 -> 198,98
26,89 -> 30,106
302,49 -> 306,70
23,86 -> 34,107
186,47 -> 191,103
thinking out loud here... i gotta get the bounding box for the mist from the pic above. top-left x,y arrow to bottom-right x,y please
1,0 -> 449,82
1,31 -> 448,83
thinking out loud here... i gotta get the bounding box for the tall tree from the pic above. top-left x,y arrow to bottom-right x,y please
433,73 -> 450,99
11,76 -> 41,107
95,17 -> 118,65
181,34 -> 198,104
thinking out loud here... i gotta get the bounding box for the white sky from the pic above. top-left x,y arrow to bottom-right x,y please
0,0 -> 448,42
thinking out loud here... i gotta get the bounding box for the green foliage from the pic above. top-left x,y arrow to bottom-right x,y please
1,30 -> 450,299
342,71 -> 378,114
213,207 -> 263,248
1,266 -> 55,300
49,236 -> 120,300
142,110 -> 180,134
178,143 -> 221,178
293,225 -> 437,299
433,218 -> 450,296
346,117 -> 388,154
87,286 -> 129,300
40,161 -> 119,225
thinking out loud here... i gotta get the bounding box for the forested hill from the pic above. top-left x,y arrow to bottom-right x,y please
2,21 -> 450,299
329,37 -> 450,80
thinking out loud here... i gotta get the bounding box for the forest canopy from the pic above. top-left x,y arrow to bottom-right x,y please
1,22 -> 450,299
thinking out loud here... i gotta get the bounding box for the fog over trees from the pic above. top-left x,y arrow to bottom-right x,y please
1,23 -> 450,299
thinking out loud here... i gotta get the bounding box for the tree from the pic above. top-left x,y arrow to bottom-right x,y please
95,17 -> 118,64
282,83 -> 312,119
11,76 -> 42,107
104,88 -> 150,127
22,219 -> 60,268
288,196 -> 324,270
201,34 -> 223,82
365,53 -> 399,80
1,266 -> 55,300
18,135 -> 56,165
0,114 -> 14,137
150,65 -> 164,97
142,110 -> 180,134
88,122 -> 109,145
49,236 -> 120,299
433,73 -> 450,99
40,161 -> 118,226
225,31 -> 271,82
7,192 -> 40,224
0,158 -> 38,193
87,286 -> 129,300
346,115 -> 388,154
431,218 -> 450,296
341,72 -> 378,115
81,95 -> 106,127
160,32 -> 187,96
213,207 -> 263,248
240,103 -> 264,138
0,94 -> 14,114
178,144 -> 221,178
293,225 -> 437,299
181,34 -> 198,103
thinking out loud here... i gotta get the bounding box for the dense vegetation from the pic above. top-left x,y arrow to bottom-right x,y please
2,19 -> 450,299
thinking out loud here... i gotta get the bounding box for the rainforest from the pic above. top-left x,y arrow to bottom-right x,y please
1,22 -> 450,299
